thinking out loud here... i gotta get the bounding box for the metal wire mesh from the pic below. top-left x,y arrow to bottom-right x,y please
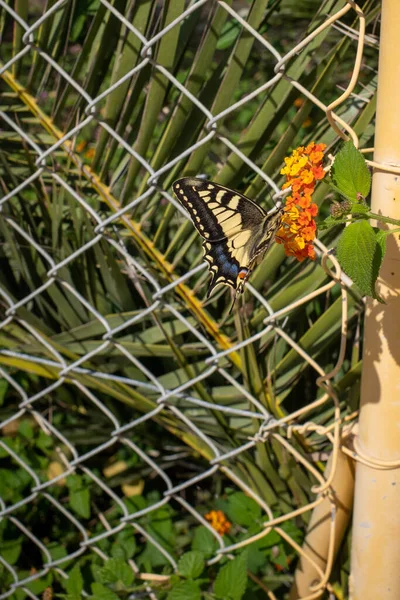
0,1 -> 376,598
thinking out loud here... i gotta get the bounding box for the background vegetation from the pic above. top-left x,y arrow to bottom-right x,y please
0,0 -> 378,598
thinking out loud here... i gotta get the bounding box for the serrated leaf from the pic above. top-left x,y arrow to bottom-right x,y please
375,228 -> 388,260
178,551 -> 204,579
337,221 -> 384,301
247,545 -> 267,572
373,229 -> 387,303
192,527 -> 218,558
66,566 -> 83,596
89,583 -> 119,600
113,528 -> 136,559
214,552 -> 248,600
332,141 -> 371,201
0,538 -> 22,565
351,203 -> 369,214
167,580 -> 201,600
91,563 -> 103,583
67,475 -> 91,519
18,419 -> 34,440
225,492 -> 261,527
100,558 -> 134,587
110,543 -> 126,560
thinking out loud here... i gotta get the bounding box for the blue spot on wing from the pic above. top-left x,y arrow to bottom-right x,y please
203,240 -> 240,296
229,263 -> 239,277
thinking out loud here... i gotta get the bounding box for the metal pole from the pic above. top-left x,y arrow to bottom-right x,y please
350,2 -> 400,598
290,433 -> 355,599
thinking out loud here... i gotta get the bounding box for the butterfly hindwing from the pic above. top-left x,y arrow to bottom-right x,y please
202,239 -> 240,296
173,177 -> 282,297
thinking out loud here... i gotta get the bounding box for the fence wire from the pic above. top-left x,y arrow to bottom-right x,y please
0,1 -> 376,599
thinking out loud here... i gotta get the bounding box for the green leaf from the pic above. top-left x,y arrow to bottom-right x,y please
110,528 -> 136,560
98,558 -> 134,587
351,202 -> 369,214
167,580 -> 201,600
25,571 -> 53,594
375,228 -> 388,260
225,492 -> 261,527
177,551 -> 205,579
214,552 -> 248,600
216,20 -> 242,50
0,538 -> 22,565
89,583 -> 119,600
66,565 -> 83,596
336,221 -> 384,302
332,141 -> 371,201
18,419 -> 34,440
0,378 -> 8,406
67,475 -> 91,519
247,545 -> 267,573
192,527 -> 218,558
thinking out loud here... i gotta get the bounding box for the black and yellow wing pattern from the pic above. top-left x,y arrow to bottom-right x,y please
173,177 -> 283,302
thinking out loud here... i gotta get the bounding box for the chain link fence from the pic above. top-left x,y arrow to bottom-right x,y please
0,1 -> 376,598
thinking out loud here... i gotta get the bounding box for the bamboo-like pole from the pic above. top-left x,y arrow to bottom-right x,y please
350,2 -> 400,598
289,428 -> 355,599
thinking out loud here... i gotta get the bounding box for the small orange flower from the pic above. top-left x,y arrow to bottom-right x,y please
277,142 -> 326,261
205,510 -> 231,535
76,140 -> 87,153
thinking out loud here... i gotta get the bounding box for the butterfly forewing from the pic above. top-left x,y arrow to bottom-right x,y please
173,177 -> 266,240
173,177 -> 282,297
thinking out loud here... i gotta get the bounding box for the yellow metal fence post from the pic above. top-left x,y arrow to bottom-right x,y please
350,1 -> 400,598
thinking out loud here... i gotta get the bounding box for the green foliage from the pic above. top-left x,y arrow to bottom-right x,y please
216,19 -> 242,50
65,565 -> 84,598
95,557 -> 135,588
324,141 -> 399,302
177,551 -> 205,579
331,140 -> 371,201
191,527 -> 219,558
89,582 -> 120,600
337,221 -> 385,302
110,529 -> 136,560
224,491 -> 262,527
0,0 -> 378,598
167,580 -> 202,600
66,474 -> 91,519
214,552 -> 248,600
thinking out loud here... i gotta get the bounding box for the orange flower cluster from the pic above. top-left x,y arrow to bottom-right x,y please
205,510 -> 231,535
276,142 -> 326,261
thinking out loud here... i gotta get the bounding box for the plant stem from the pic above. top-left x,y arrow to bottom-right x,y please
380,226 -> 400,236
367,211 -> 400,226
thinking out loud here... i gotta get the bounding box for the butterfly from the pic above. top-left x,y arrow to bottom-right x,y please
173,177 -> 284,310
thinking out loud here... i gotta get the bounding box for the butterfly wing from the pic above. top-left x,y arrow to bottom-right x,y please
173,177 -> 281,296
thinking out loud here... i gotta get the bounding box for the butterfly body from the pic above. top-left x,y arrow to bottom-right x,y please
173,177 -> 283,302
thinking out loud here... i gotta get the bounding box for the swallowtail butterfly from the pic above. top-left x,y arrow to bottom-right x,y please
173,177 -> 283,310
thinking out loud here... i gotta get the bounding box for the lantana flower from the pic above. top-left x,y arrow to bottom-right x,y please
205,509 -> 231,535
276,142 -> 326,261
